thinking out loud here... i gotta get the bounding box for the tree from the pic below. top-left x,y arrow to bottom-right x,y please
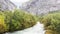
40,12 -> 60,34
0,15 -> 7,33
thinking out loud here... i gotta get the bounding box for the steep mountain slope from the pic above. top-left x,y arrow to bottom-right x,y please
0,0 -> 16,11
21,0 -> 60,15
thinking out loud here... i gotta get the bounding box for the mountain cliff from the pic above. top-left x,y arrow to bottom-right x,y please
0,0 -> 16,11
21,0 -> 60,15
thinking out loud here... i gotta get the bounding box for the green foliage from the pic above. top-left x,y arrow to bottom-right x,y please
9,10 -> 37,32
40,12 -> 60,34
0,9 -> 38,33
3,11 -> 13,32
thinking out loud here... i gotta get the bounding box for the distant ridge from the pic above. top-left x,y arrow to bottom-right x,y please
21,0 -> 60,15
0,0 -> 17,11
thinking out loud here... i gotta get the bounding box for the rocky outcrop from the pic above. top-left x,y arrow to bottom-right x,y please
0,0 -> 17,11
21,0 -> 60,15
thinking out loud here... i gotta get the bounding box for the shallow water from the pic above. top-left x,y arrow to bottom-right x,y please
5,22 -> 45,34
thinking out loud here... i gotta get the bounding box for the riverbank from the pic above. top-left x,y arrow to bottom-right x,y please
5,22 -> 45,34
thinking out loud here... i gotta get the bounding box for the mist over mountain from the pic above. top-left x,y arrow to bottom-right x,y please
20,0 -> 60,15
0,0 -> 16,11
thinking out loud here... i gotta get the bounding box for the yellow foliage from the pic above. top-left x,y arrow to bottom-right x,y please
45,30 -> 58,34
0,15 -> 7,33
45,30 -> 55,34
0,15 -> 4,24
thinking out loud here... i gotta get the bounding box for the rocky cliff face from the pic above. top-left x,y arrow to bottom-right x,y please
0,0 -> 16,11
21,0 -> 60,15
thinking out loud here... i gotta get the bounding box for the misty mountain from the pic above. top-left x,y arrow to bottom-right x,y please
21,0 -> 60,15
0,0 -> 16,11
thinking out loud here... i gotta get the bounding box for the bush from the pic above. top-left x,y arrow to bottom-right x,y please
40,12 -> 60,34
9,10 -> 37,32
0,9 -> 38,33
45,30 -> 55,34
3,11 -> 13,32
0,14 -> 7,33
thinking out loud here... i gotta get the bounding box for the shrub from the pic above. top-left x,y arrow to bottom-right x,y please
8,10 -> 37,32
40,12 -> 60,34
45,30 -> 55,34
0,14 -> 7,33
3,11 -> 13,32
0,10 -> 38,32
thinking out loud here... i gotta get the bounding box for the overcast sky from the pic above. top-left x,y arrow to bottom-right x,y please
10,0 -> 30,7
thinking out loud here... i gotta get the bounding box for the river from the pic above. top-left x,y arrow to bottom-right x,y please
5,22 -> 45,34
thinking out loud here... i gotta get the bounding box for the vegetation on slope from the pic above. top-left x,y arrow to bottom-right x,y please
40,11 -> 60,34
0,9 -> 38,33
9,10 -> 38,32
0,14 -> 7,34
